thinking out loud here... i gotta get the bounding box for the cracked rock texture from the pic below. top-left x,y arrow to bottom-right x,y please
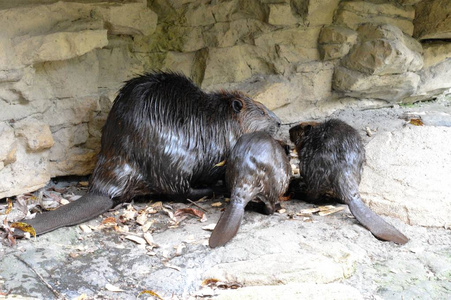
0,1 -> 450,236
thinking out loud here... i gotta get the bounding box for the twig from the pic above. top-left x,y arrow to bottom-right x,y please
14,255 -> 66,300
186,198 -> 208,213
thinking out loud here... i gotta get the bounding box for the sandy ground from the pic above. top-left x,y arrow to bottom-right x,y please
1,99 -> 450,299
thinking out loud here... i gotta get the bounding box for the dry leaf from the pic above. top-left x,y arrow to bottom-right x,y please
101,217 -> 117,225
79,224 -> 92,233
318,205 -> 345,216
73,294 -> 88,300
141,220 -> 154,233
137,290 -> 163,299
409,118 -> 424,126
164,263 -> 181,271
162,207 -> 178,223
202,223 -> 216,231
60,199 -> 70,205
202,278 -> 219,286
299,207 -> 320,215
105,283 -> 124,292
11,222 -> 36,237
124,235 -> 146,245
78,181 -> 89,187
279,194 -> 292,201
175,208 -> 205,220
150,202 -> 163,210
143,232 -> 156,246
215,160 -> 226,167
202,278 -> 242,289
136,212 -> 148,226
175,243 -> 186,256
5,198 -> 13,215
211,202 -> 222,207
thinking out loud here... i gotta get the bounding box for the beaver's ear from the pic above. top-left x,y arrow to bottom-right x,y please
232,99 -> 243,113
303,124 -> 313,135
289,125 -> 301,143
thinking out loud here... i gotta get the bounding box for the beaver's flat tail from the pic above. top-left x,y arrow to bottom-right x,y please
347,195 -> 408,245
15,193 -> 113,236
209,203 -> 244,248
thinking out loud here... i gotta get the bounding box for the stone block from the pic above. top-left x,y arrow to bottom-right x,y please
268,4 -> 298,26
162,51 -> 196,78
0,145 -> 50,199
255,27 -> 320,50
0,37 -> 21,71
39,52 -> 99,99
15,121 -> 54,152
411,59 -> 451,102
0,122 -> 17,164
0,2 -> 90,37
49,147 -> 97,177
318,26 -> 357,60
360,126 -> 451,228
253,62 -> 333,112
228,0 -> 267,22
422,42 -> 451,69
319,43 -> 352,60
185,5 -> 215,26
306,0 -> 341,26
414,0 -> 451,40
202,45 -> 269,87
254,26 -> 321,69
333,67 -> 420,101
342,39 -> 423,75
318,26 -> 358,44
203,19 -> 270,48
335,1 -> 414,36
94,2 -> 158,36
97,46 -> 144,91
13,30 -> 108,66
43,97 -> 98,128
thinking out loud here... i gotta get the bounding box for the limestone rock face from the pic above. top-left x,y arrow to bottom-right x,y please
318,26 -> 358,60
343,25 -> 423,75
0,1 -> 156,198
268,4 -> 299,26
333,23 -> 423,101
14,30 -> 108,65
335,1 -> 415,35
15,122 -> 54,152
414,0 -> 451,40
1,0 -> 451,201
333,67 -> 420,101
360,126 -> 451,228
405,42 -> 451,103
0,123 -> 17,168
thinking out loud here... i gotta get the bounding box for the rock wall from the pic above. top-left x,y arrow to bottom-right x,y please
1,0 -> 450,200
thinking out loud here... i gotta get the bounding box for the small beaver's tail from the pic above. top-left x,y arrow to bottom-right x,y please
14,193 -> 113,237
347,194 -> 409,245
209,202 -> 245,248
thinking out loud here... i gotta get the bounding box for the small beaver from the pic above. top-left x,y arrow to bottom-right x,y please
289,119 -> 408,245
18,72 -> 281,236
209,131 -> 291,248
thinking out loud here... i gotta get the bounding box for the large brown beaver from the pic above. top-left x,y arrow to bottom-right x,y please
289,119 -> 408,245
209,131 -> 291,248
18,72 -> 281,236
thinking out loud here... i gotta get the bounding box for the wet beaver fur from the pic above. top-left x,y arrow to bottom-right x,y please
209,131 -> 291,248
19,72 -> 281,236
289,119 -> 408,245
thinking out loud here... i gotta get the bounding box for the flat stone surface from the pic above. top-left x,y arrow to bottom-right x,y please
1,101 -> 451,299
